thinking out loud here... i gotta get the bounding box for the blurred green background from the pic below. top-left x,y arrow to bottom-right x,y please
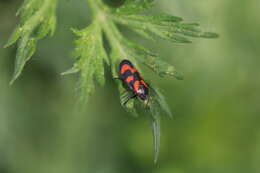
1,0 -> 260,173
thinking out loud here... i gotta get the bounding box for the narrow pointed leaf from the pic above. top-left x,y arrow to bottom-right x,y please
151,115 -> 160,163
10,36 -> 36,85
67,23 -> 108,103
4,27 -> 22,48
122,39 -> 184,79
150,86 -> 173,118
6,0 -> 58,84
113,0 -> 155,14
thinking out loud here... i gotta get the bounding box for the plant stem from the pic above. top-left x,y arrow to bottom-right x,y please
87,0 -> 129,62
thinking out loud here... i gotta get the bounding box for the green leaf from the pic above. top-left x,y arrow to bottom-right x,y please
112,13 -> 218,42
122,39 -> 184,79
35,15 -> 57,39
65,23 -> 108,102
61,64 -> 79,75
10,36 -> 36,85
148,85 -> 174,163
145,86 -> 173,163
149,86 -> 173,118
6,0 -> 218,163
113,0 -> 155,14
130,28 -> 156,41
86,0 -> 217,163
150,114 -> 160,163
6,0 -> 58,84
4,26 -> 22,48
149,28 -> 192,43
113,13 -> 183,25
140,55 -> 184,80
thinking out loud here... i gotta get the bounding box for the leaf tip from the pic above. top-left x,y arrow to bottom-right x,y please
203,32 -> 219,38
3,44 -> 9,49
4,39 -> 15,48
61,65 -> 79,76
173,71 -> 184,80
154,157 -> 158,164
151,116 -> 160,165
9,75 -> 18,86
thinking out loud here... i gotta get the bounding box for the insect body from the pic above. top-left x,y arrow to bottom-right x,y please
117,59 -> 149,105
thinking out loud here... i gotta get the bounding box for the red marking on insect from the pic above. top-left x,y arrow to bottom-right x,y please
121,64 -> 137,74
126,76 -> 134,83
140,80 -> 148,88
133,80 -> 140,92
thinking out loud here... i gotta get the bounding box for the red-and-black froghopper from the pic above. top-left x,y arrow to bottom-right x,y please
117,59 -> 149,105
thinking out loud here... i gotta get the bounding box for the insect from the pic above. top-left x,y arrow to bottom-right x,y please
116,59 -> 149,105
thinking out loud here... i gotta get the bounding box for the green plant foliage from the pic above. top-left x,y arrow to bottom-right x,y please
112,0 -> 155,14
112,14 -> 218,43
82,0 -> 217,163
148,85 -> 173,163
5,0 -> 57,84
5,0 -> 218,163
121,39 -> 184,79
62,23 -> 109,103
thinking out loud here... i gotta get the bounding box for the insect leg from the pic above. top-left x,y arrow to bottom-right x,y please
113,77 -> 121,80
145,96 -> 150,108
121,91 -> 130,100
123,94 -> 137,106
121,90 -> 128,96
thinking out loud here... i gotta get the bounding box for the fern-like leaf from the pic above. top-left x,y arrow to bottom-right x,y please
121,39 -> 184,79
62,23 -> 108,103
6,0 -> 218,163
83,0 -> 218,163
5,0 -> 58,84
112,13 -> 218,43
148,85 -> 173,163
112,0 -> 155,14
